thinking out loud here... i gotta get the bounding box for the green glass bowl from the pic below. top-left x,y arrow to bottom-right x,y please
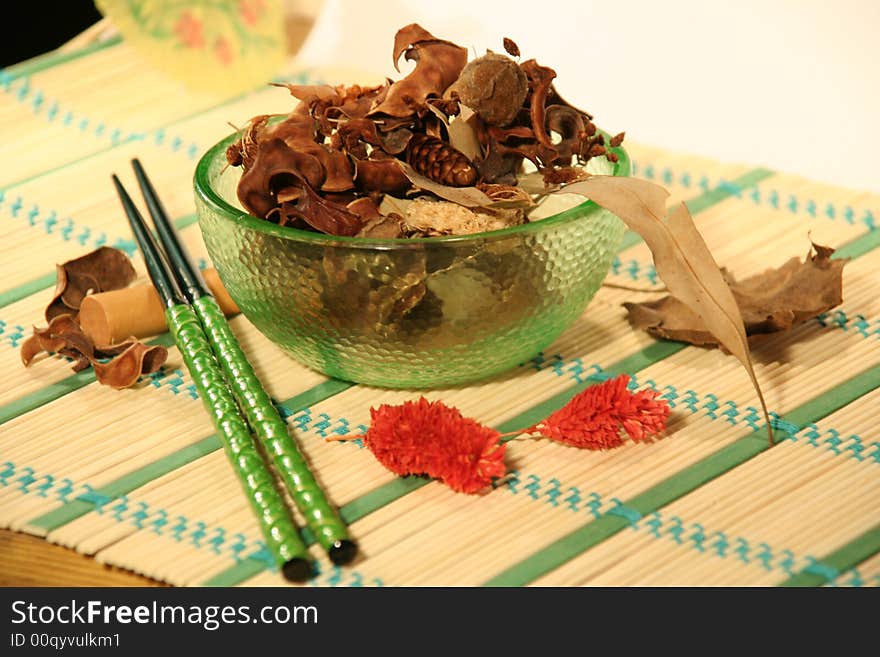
194,133 -> 629,388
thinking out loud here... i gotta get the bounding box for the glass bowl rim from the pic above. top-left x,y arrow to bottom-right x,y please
194,128 -> 631,249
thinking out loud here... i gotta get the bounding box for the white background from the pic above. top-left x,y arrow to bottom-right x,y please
296,0 -> 880,192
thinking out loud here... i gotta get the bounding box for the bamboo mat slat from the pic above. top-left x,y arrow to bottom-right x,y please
0,35 -> 878,587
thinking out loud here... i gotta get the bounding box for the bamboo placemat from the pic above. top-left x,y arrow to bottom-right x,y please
1,36 -> 878,588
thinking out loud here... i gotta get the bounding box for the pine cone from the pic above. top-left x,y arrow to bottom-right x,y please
407,135 -> 477,187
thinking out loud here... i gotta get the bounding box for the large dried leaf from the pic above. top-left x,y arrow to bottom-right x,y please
625,242 -> 847,346
46,247 -> 137,322
557,175 -> 773,441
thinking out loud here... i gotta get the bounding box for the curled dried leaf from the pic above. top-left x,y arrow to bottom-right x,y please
46,247 -> 137,322
447,105 -> 482,162
21,315 -> 167,388
477,183 -> 535,207
370,24 -> 468,118
92,340 -> 168,389
237,139 -> 325,217
352,156 -> 413,195
287,183 -> 363,236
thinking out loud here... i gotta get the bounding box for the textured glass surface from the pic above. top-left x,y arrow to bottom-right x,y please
194,134 -> 629,388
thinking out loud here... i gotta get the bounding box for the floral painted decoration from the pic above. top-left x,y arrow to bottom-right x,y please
95,0 -> 285,95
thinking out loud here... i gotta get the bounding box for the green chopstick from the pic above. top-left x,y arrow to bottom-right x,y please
112,175 -> 314,582
131,159 -> 357,565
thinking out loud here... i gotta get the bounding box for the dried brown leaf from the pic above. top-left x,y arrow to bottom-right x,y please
447,105 -> 482,162
556,175 -> 773,442
288,183 -> 363,236
624,242 -> 847,346
396,161 -> 493,207
503,37 -> 520,58
46,247 -> 137,322
370,24 -> 467,117
21,316 -> 167,388
92,341 -> 168,389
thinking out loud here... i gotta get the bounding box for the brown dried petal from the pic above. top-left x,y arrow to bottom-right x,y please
265,110 -> 316,145
610,132 -> 626,147
238,139 -> 325,218
382,127 -> 414,155
370,25 -> 468,118
22,315 -> 91,366
275,83 -> 340,104
503,37 -> 520,58
46,247 -> 137,322
427,98 -> 460,117
287,183 -> 362,236
476,143 -> 523,186
346,197 -> 383,223
92,341 -> 168,389
521,59 -> 557,147
545,104 -> 585,161
227,115 -> 271,169
353,157 -> 413,195
20,334 -> 47,366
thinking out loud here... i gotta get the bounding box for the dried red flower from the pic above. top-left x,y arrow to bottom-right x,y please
334,375 -> 669,494
358,397 -> 506,494
527,374 -> 669,449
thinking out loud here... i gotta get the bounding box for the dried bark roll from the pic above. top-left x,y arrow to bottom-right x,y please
79,268 -> 239,345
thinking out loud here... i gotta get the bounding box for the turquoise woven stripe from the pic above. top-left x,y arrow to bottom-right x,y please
502,470 -> 816,580
0,333 -> 177,426
25,379 -> 352,532
0,72 -> 200,158
616,168 -> 775,252
0,213 -> 198,311
1,36 -> 123,81
629,161 -> 877,233
779,525 -> 880,587
3,457 -> 378,587
484,363 -> 880,586
6,322 -> 875,584
830,565 -> 880,588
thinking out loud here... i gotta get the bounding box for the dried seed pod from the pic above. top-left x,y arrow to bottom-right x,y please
447,52 -> 528,126
406,134 -> 477,187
